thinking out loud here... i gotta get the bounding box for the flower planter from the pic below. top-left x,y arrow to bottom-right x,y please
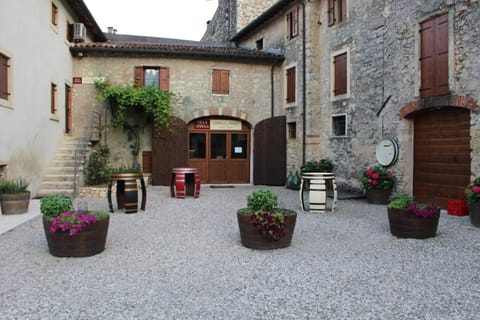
366,188 -> 392,204
43,216 -> 109,257
387,208 -> 439,239
0,192 -> 30,215
470,202 -> 480,227
237,209 -> 297,250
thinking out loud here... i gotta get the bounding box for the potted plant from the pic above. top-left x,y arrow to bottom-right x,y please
40,195 -> 110,257
387,193 -> 440,239
466,177 -> 480,227
361,166 -> 396,204
237,189 -> 297,250
300,159 -> 334,174
0,178 -> 30,215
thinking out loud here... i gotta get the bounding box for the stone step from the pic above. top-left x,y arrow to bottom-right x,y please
36,189 -> 74,198
42,174 -> 76,182
38,181 -> 75,190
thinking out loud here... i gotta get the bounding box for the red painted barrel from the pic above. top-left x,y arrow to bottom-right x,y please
170,168 -> 200,199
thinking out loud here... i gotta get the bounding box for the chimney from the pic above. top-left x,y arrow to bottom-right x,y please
107,27 -> 117,34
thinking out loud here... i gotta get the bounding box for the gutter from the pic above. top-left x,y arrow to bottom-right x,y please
301,1 -> 307,165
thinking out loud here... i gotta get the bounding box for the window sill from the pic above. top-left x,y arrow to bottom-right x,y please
0,99 -> 13,109
49,114 -> 60,121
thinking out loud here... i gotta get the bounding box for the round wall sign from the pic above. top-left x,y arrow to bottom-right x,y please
375,138 -> 399,167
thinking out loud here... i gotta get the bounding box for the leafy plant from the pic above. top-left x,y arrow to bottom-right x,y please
247,189 -> 278,211
84,145 -> 111,185
301,159 -> 334,174
361,166 -> 396,190
466,177 -> 480,205
250,210 -> 287,240
49,210 -> 109,236
0,178 -> 29,194
408,202 -> 440,219
387,193 -> 414,209
40,195 -> 74,220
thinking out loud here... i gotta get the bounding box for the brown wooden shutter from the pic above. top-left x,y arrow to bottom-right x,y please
286,12 -> 291,39
142,151 -> 152,173
292,7 -> 299,37
160,67 -> 170,91
286,67 -> 296,103
0,54 -> 8,100
134,66 -> 144,88
420,13 -> 449,98
220,70 -> 229,94
334,53 -> 347,95
212,69 -> 221,94
327,0 -> 335,26
340,0 -> 347,22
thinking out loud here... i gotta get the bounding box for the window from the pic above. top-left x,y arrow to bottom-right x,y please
67,22 -> 74,42
286,7 -> 299,39
328,0 -> 347,26
212,69 -> 230,95
65,84 -> 72,133
286,66 -> 296,103
333,52 -> 347,96
420,13 -> 449,98
51,83 -> 57,114
332,114 -> 347,137
288,122 -> 297,139
134,66 -> 169,91
256,38 -> 264,51
0,53 -> 10,101
51,2 -> 58,26
189,133 -> 206,159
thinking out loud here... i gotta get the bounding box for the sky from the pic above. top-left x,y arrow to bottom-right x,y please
83,0 -> 219,41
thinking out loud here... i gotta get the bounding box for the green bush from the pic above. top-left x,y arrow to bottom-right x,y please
0,178 -> 29,194
247,189 -> 278,211
84,145 -> 111,185
90,210 -> 110,220
40,195 -> 74,220
300,159 -> 334,174
387,193 -> 414,209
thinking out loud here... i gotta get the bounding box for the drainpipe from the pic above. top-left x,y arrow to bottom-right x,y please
301,0 -> 307,165
271,63 -> 275,117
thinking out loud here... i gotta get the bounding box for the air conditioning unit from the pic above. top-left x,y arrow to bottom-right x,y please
73,23 -> 86,42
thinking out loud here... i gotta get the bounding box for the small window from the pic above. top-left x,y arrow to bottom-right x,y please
286,6 -> 299,39
332,114 -> 347,137
67,22 -> 74,42
256,39 -> 264,51
286,66 -> 296,103
0,53 -> 10,101
333,52 -> 347,96
51,2 -> 58,26
288,122 -> 297,139
134,66 -> 170,91
51,83 -> 57,114
212,69 -> 230,95
189,133 -> 206,159
328,0 -> 347,26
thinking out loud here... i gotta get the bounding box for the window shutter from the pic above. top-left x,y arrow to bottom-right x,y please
212,70 -> 221,94
220,70 -> 229,94
327,0 -> 335,26
435,14 -> 449,96
134,66 -> 144,88
0,54 -> 8,100
334,53 -> 347,96
340,0 -> 347,22
286,13 -> 291,39
286,67 -> 296,103
160,67 -> 170,92
292,7 -> 299,36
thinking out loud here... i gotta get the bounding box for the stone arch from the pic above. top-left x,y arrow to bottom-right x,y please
186,107 -> 249,124
400,94 -> 477,118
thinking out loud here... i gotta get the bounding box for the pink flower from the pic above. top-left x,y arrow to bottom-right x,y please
387,173 -> 394,178
366,169 -> 374,176
371,180 -> 378,185
472,185 -> 480,193
372,173 -> 380,180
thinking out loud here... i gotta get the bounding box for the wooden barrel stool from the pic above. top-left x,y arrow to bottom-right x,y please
170,168 -> 200,199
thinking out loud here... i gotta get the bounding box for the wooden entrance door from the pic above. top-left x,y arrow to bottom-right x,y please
65,84 -> 72,134
413,108 -> 471,208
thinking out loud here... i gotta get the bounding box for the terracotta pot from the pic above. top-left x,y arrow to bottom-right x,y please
43,216 -> 109,257
237,209 -> 297,250
387,208 -> 439,239
366,188 -> 392,204
0,192 -> 30,215
469,202 -> 480,227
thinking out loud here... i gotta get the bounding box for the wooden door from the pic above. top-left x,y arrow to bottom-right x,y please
254,116 -> 286,186
65,84 -> 72,134
413,108 -> 471,208
151,117 -> 187,185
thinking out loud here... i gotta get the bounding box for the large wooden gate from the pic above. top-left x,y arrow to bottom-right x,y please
254,116 -> 286,186
151,117 -> 187,185
413,108 -> 471,208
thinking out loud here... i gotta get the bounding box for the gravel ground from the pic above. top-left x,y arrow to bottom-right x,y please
0,185 -> 479,320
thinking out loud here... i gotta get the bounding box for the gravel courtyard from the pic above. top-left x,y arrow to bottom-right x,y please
0,185 -> 479,320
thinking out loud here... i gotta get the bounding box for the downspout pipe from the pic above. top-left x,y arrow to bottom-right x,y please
271,63 -> 275,117
301,0 -> 307,165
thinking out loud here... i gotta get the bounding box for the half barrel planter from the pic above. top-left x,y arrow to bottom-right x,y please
387,208 -> 440,239
0,192 -> 30,215
366,188 -> 393,204
470,202 -> 480,227
237,209 -> 297,250
43,216 -> 109,257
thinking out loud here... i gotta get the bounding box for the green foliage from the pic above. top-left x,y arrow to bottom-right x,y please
40,195 -> 74,220
90,210 -> 110,220
300,159 -> 334,174
387,193 -> 414,209
84,145 -> 111,186
361,166 -> 396,190
0,178 -> 29,194
466,177 -> 480,205
110,167 -> 142,173
247,189 -> 278,211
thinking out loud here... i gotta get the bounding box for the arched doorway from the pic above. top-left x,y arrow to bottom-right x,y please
187,116 -> 251,184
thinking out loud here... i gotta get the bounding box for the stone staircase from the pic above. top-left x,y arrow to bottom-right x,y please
36,136 -> 91,198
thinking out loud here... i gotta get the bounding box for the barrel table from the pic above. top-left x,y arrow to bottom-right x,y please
170,167 -> 200,199
108,172 -> 146,213
299,172 -> 337,213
